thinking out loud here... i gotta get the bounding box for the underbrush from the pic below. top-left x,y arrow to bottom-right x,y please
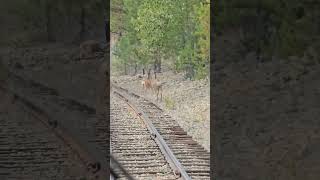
164,96 -> 175,110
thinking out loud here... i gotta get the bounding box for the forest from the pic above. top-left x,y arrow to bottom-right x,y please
0,0 -> 107,46
111,0 -> 320,79
111,0 -> 210,80
1,0 -> 319,77
214,0 -> 320,61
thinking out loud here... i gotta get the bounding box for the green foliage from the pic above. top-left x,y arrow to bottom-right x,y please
133,0 -> 175,54
111,0 -> 210,79
215,0 -> 320,59
194,0 -> 210,78
111,0 -> 124,33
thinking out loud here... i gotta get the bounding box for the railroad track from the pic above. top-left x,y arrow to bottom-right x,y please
0,72 -> 110,179
111,85 -> 210,180
0,86 -> 107,179
0,69 -> 211,179
1,71 -> 140,180
111,94 -> 178,179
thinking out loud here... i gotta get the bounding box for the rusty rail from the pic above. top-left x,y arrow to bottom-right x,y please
0,85 -> 109,179
112,87 -> 192,180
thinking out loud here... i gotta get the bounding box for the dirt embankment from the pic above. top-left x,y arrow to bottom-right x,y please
112,71 -> 210,152
0,44 -> 104,108
213,34 -> 320,179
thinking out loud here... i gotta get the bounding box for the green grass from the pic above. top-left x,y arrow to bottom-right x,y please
164,96 -> 175,110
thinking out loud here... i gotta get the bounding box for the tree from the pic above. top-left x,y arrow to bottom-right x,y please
45,0 -> 54,41
111,0 -> 210,79
215,0 -> 320,59
133,0 -> 178,73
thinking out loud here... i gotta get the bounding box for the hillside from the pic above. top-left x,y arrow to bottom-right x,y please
213,32 -> 320,179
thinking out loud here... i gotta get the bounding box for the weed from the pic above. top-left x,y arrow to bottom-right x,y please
164,96 -> 175,110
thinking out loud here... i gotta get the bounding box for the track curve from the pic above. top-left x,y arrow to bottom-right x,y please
0,72 -> 109,179
111,84 -> 210,179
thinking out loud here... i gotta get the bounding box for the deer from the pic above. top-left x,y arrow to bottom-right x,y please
151,71 -> 165,101
141,80 -> 146,89
142,69 -> 153,91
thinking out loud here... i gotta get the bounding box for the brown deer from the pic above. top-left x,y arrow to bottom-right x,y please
151,71 -> 165,101
141,80 -> 147,90
142,69 -> 153,91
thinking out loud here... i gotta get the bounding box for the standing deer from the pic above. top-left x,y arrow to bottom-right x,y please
142,69 -> 153,91
152,71 -> 165,101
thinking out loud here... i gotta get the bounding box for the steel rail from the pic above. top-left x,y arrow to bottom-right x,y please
112,87 -> 192,180
2,72 -> 140,180
0,85 -> 109,180
3,72 -> 143,180
110,155 -> 135,180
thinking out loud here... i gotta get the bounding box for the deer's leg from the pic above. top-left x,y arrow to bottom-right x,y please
156,89 -> 159,101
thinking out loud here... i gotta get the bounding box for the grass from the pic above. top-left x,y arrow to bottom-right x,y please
164,96 -> 175,110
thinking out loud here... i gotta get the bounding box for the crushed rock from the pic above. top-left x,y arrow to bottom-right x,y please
112,71 -> 210,152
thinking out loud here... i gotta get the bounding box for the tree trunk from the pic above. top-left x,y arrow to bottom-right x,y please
157,57 -> 161,73
158,49 -> 162,73
134,63 -> 137,75
104,18 -> 109,43
154,59 -> 157,73
256,2 -> 262,62
80,7 -> 86,42
155,49 -> 161,73
147,69 -> 151,79
45,1 -> 54,42
65,2 -> 72,41
102,0 -> 110,42
124,63 -> 127,75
